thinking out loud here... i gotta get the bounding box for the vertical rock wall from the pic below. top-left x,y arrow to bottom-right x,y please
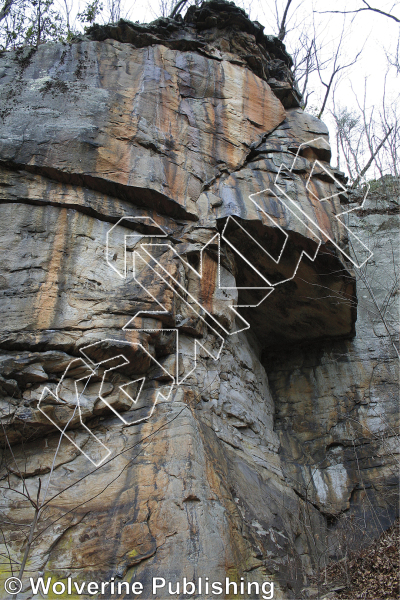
0,1 -> 398,598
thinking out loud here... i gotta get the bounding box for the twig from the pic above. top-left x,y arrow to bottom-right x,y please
315,1 -> 400,24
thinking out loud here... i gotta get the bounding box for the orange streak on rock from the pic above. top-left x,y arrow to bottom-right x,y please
35,209 -> 68,330
199,253 -> 218,314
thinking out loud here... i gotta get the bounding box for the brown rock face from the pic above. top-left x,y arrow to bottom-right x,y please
0,1 -> 398,599
0,41 -> 285,220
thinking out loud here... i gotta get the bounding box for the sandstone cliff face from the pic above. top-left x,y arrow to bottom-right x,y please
0,1 -> 398,599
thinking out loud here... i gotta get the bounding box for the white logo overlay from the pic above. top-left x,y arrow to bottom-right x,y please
37,140 -> 372,465
4,576 -> 23,595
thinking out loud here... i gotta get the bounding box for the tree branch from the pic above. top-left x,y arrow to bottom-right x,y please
0,0 -> 13,22
351,127 -> 393,188
278,0 -> 294,41
170,0 -> 189,19
317,40 -> 363,120
315,1 -> 400,24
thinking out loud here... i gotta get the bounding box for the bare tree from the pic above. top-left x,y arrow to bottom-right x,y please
277,0 -> 293,41
386,36 -> 400,74
317,0 -> 400,24
331,103 -> 362,180
352,130 -> 393,188
331,76 -> 400,189
291,23 -> 332,109
107,0 -> 120,22
316,25 -> 363,119
267,0 -> 307,41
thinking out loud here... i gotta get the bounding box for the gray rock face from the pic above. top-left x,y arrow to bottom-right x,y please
0,2 -> 398,598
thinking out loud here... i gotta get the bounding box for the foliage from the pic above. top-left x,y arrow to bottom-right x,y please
0,0 -> 27,49
0,0 -> 65,49
77,0 -> 103,25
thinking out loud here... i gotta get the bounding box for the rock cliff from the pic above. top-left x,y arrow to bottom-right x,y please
0,1 -> 398,598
